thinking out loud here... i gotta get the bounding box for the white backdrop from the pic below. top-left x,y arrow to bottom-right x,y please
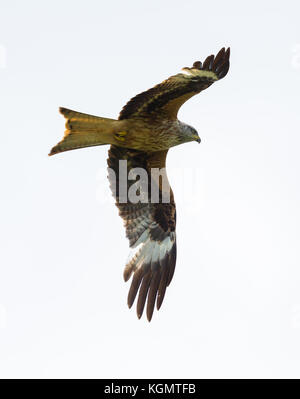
0,0 -> 300,378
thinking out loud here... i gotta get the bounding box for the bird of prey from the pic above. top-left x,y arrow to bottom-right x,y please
49,47 -> 230,321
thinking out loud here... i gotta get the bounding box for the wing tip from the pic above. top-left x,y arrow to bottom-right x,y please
146,313 -> 153,322
190,46 -> 230,80
125,240 -> 176,321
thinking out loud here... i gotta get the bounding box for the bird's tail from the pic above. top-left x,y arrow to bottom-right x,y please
49,107 -> 119,156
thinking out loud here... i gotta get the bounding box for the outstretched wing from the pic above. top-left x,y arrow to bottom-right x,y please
119,47 -> 230,120
107,145 -> 176,321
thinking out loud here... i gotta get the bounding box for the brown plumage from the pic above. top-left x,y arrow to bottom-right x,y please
49,47 -> 230,321
107,146 -> 177,320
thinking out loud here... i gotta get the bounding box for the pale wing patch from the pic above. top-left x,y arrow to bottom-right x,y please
181,68 -> 218,80
118,47 -> 230,120
124,224 -> 176,321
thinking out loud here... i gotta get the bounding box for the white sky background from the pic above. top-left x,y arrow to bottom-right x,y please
0,0 -> 300,378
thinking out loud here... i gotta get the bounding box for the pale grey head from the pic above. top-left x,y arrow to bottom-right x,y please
178,121 -> 201,144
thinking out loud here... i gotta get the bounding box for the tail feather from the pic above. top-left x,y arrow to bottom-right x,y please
49,107 -> 118,156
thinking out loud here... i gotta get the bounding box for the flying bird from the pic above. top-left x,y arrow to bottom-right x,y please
49,47 -> 230,321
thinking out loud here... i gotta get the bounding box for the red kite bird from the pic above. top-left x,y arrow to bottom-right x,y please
49,47 -> 230,321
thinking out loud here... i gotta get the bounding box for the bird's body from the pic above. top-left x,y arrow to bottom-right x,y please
51,110 -> 199,153
119,117 -> 198,151
49,47 -> 230,321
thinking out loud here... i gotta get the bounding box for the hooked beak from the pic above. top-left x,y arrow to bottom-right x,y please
193,135 -> 201,144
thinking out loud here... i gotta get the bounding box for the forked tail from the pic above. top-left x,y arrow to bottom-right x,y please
49,107 -> 118,156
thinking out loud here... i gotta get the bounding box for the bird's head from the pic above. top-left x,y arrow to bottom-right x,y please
180,123 -> 201,144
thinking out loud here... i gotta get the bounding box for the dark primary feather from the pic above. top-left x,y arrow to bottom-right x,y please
119,47 -> 230,120
107,145 -> 176,321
